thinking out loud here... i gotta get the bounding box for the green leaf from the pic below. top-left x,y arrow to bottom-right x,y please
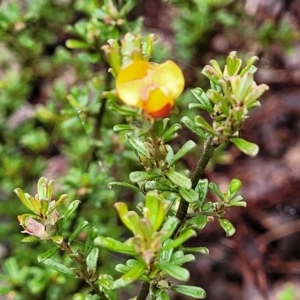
169,140 -> 196,166
208,182 -> 224,200
170,254 -> 195,266
195,116 -> 218,136
63,200 -> 81,223
187,215 -> 208,231
228,178 -> 242,197
218,218 -> 236,237
157,291 -> 170,300
108,181 -> 141,194
98,274 -> 115,290
145,180 -> 174,192
230,138 -> 259,157
114,202 -> 135,232
145,191 -> 160,229
162,229 -> 196,250
129,171 -> 161,183
94,236 -> 136,256
161,123 -> 182,143
165,170 -> 191,190
226,51 -> 242,76
230,200 -> 247,207
190,88 -> 214,113
171,285 -> 206,299
179,187 -> 198,203
107,100 -> 138,116
84,227 -> 99,256
113,261 -> 146,288
21,236 -> 39,243
66,39 -> 90,49
14,188 -> 36,213
37,247 -> 58,263
37,177 -> 53,200
181,116 -> 206,139
159,217 -> 179,242
209,60 -> 223,78
157,262 -> 189,281
183,247 -> 209,256
41,259 -> 74,276
113,124 -> 132,132
196,179 -> 209,206
86,248 -> 99,275
127,135 -> 151,158
68,220 -> 89,244
240,55 -> 259,77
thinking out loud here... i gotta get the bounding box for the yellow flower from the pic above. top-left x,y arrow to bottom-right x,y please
116,60 -> 185,118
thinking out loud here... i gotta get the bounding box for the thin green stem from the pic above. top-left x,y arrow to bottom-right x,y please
173,136 -> 215,235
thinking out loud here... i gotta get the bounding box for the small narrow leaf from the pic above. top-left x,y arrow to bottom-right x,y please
187,215 -> 208,231
37,247 -> 58,263
162,229 -> 196,250
183,247 -> 209,256
226,51 -> 242,76
181,116 -> 206,139
68,220 -> 89,244
113,124 -> 132,132
114,202 -> 134,232
107,100 -> 138,116
230,201 -> 247,207
127,135 -> 151,158
94,236 -> 136,255
170,254 -> 195,266
165,170 -> 191,190
228,178 -> 242,196
37,177 -> 53,200
66,39 -> 89,49
63,200 -> 80,223
171,285 -> 206,299
86,248 -> 99,275
129,171 -> 161,183
108,181 -> 141,194
195,116 -> 218,136
145,191 -> 160,229
113,262 -> 145,288
157,262 -> 189,281
169,140 -> 196,166
14,188 -> 36,213
208,182 -> 224,200
190,87 -> 214,112
21,236 -> 39,243
218,218 -> 236,237
41,259 -> 74,275
179,187 -> 198,203
159,217 -> 179,242
196,179 -> 209,206
230,138 -> 259,157
161,123 -> 182,143
84,227 -> 99,256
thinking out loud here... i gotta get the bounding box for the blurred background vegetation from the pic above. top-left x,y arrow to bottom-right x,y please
1,0 -> 300,299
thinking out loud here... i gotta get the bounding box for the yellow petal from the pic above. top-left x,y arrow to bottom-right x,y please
150,60 -> 185,98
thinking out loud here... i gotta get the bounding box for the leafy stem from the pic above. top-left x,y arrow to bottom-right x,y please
174,135 -> 215,235
60,241 -> 109,300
